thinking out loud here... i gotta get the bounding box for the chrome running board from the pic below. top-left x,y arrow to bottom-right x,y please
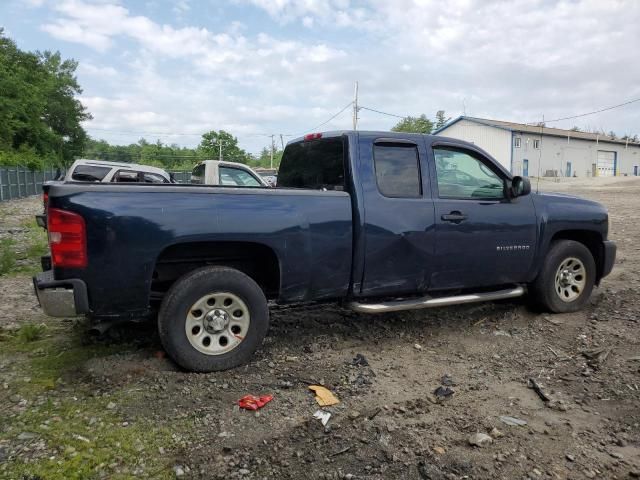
349,286 -> 525,314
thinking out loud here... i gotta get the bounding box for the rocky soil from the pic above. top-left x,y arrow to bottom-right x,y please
0,179 -> 639,479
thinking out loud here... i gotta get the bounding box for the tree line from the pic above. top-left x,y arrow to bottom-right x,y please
83,131 -> 282,171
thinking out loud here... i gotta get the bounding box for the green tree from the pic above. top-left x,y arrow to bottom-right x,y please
391,114 -> 434,134
83,136 -> 201,170
199,130 -> 249,163
435,110 -> 450,130
570,126 -> 581,132
0,29 -> 90,168
247,145 -> 283,168
39,51 -> 92,164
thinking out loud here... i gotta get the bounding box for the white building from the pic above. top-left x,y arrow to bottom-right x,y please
434,116 -> 640,177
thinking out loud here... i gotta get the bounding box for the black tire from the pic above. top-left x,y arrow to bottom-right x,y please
529,240 -> 596,313
158,266 -> 269,372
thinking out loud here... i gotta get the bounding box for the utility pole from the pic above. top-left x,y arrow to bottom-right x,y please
270,134 -> 275,169
352,81 -> 359,130
217,141 -> 223,161
279,134 -> 285,150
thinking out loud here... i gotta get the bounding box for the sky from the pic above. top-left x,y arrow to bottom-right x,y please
2,0 -> 640,154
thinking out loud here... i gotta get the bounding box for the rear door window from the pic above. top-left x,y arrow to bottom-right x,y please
277,137 -> 345,190
71,165 -> 111,182
143,172 -> 168,183
373,143 -> 421,197
112,170 -> 140,183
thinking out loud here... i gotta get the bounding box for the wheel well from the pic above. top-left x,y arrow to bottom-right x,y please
152,241 -> 281,300
550,230 -> 604,282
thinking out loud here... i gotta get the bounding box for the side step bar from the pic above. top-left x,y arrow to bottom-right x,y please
349,286 -> 525,314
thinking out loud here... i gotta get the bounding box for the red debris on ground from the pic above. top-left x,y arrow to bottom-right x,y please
238,394 -> 274,411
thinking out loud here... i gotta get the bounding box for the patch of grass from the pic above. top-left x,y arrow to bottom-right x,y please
2,321 -> 130,395
17,323 -> 46,342
0,237 -> 16,275
0,321 -> 177,479
0,219 -> 50,276
26,228 -> 49,260
2,395 -> 176,479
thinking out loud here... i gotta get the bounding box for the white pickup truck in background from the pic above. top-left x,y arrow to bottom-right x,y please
65,159 -> 174,183
191,160 -> 269,187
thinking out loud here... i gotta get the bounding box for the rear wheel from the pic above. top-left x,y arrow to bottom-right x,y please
530,240 -> 596,313
158,266 -> 269,372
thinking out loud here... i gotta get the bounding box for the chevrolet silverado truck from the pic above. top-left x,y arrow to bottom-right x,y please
33,131 -> 616,372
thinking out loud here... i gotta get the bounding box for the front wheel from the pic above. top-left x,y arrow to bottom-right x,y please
529,240 -> 596,313
158,266 -> 269,372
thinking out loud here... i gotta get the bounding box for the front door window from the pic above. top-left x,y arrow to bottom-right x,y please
434,148 -> 504,200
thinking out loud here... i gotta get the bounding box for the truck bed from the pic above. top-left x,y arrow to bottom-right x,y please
46,182 -> 353,317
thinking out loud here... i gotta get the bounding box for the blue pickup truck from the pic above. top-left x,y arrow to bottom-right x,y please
34,131 -> 616,371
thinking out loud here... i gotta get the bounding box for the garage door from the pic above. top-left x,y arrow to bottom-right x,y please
597,151 -> 616,176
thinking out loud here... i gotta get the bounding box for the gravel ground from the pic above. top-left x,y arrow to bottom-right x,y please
0,179 -> 639,479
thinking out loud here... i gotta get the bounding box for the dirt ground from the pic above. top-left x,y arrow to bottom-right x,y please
1,178 -> 639,479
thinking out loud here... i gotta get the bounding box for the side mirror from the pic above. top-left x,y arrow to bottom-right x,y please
510,176 -> 531,198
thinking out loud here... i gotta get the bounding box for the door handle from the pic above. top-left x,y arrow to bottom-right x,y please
441,211 -> 468,223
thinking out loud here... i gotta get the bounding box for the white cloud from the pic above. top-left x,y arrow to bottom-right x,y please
35,0 -> 640,152
78,62 -> 118,77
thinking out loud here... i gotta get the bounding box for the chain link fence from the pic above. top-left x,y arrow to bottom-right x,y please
0,167 -> 59,202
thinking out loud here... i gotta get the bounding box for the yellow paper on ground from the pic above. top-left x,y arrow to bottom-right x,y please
309,385 -> 340,406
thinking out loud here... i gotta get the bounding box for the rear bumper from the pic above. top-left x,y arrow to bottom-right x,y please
32,270 -> 89,317
601,240 -> 616,279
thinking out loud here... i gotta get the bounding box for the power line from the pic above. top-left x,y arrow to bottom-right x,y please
358,105 -> 407,119
288,101 -> 354,137
527,97 -> 640,125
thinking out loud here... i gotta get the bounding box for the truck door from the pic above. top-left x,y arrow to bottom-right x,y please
427,141 -> 537,290
358,135 -> 436,297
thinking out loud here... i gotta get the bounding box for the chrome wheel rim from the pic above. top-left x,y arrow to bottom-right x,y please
185,292 -> 250,355
554,257 -> 586,303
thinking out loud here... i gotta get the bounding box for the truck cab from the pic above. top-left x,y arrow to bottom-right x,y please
33,131 -> 616,372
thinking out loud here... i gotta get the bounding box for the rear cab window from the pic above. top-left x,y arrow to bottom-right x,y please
277,136 -> 346,191
191,164 -> 205,184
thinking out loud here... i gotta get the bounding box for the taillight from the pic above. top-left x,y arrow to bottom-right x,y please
43,192 -> 49,210
47,208 -> 87,268
304,133 -> 322,141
